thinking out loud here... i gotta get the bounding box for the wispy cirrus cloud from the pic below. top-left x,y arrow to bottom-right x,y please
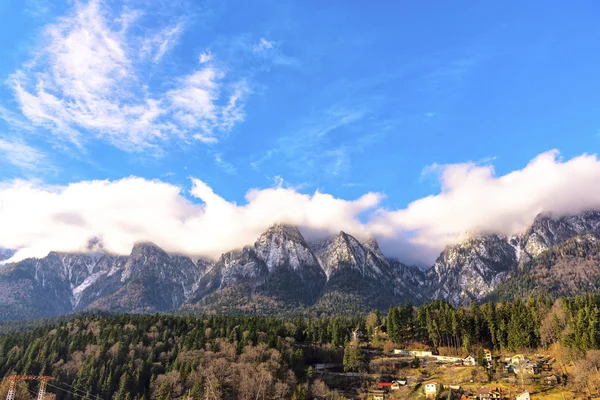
7,0 -> 248,153
141,22 -> 185,63
214,153 -> 237,174
251,106 -> 381,178
253,37 -> 274,53
213,34 -> 299,71
0,137 -> 48,171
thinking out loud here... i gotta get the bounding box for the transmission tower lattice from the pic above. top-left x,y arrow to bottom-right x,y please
3,376 -> 53,400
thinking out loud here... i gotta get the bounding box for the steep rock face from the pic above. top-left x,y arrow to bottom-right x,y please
187,247 -> 268,306
427,234 -> 517,306
427,210 -> 600,306
388,259 -> 427,304
187,224 -> 326,310
39,251 -> 127,309
313,232 -> 398,310
88,242 -> 207,312
0,243 -> 209,320
0,251 -> 125,320
70,254 -> 128,309
254,224 -> 326,304
513,211 -> 600,261
0,258 -> 73,320
314,232 -> 393,279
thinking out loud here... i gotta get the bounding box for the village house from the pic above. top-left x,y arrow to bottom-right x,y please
377,382 -> 392,390
390,380 -> 406,390
514,361 -> 539,375
476,386 -> 503,400
503,362 -> 515,374
516,392 -> 530,400
524,361 -> 540,375
511,354 -> 525,364
483,349 -> 493,363
544,374 -> 560,385
424,381 -> 438,398
463,355 -> 477,365
393,349 -> 433,357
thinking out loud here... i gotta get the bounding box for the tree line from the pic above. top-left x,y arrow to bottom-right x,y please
3,293 -> 600,398
385,294 -> 600,354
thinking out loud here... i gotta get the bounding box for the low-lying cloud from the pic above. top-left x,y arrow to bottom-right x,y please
2,150 -> 600,265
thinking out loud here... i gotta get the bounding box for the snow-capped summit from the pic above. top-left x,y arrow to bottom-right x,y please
313,231 -> 391,279
253,223 -> 320,273
312,231 -> 399,310
427,210 -> 600,306
4,210 -> 600,320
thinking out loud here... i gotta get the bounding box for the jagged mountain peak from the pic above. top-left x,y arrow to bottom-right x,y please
129,241 -> 169,259
253,223 -> 319,274
517,209 -> 600,258
334,230 -> 361,248
314,230 -> 391,279
312,230 -> 400,310
434,233 -> 515,271
189,223 -> 326,308
259,223 -> 306,242
428,233 -> 517,306
362,235 -> 386,260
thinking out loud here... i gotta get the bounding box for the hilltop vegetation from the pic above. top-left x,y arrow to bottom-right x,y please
2,293 -> 600,398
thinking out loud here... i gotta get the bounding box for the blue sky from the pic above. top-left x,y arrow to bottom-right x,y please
0,0 -> 597,207
2,0 -> 600,263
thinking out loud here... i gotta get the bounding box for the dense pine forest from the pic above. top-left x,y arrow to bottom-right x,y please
2,293 -> 600,399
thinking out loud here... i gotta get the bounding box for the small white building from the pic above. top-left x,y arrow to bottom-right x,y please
516,392 -> 530,400
512,354 -> 525,364
463,355 -> 476,365
424,382 -> 438,398
393,349 -> 433,357
391,380 -> 407,390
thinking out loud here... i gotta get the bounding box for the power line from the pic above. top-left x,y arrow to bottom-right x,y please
17,381 -> 40,398
50,380 -> 104,400
17,381 -> 51,400
3,376 -> 52,400
6,375 -> 106,400
45,382 -> 89,400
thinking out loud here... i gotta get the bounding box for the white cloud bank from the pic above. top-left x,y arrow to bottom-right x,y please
8,0 -> 246,151
2,150 -> 600,264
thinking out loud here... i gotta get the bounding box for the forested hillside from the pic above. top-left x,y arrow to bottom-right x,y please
2,293 -> 600,399
486,233 -> 600,301
0,313 -> 360,400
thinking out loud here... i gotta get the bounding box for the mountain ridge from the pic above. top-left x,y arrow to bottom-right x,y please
2,209 -> 600,320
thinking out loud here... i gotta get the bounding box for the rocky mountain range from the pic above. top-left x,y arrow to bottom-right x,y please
428,210 -> 600,305
1,210 -> 600,321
